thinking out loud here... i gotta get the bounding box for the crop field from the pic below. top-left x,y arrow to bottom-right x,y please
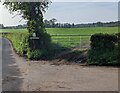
47,27 -> 118,48
1,27 -> 118,34
1,27 -> 118,48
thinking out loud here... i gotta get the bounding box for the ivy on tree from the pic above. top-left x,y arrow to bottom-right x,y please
3,1 -> 51,50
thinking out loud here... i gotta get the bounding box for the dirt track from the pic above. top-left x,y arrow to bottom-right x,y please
2,38 -> 118,91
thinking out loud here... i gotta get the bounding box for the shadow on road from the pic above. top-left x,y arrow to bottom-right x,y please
2,38 -> 23,91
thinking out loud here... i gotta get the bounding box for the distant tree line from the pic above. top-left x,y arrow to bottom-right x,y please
44,18 -> 119,28
0,24 -> 27,29
44,18 -> 75,28
0,24 -> 4,29
0,18 -> 119,29
76,21 -> 118,28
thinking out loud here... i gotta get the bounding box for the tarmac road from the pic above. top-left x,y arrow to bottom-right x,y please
2,38 -> 23,91
1,37 -> 119,91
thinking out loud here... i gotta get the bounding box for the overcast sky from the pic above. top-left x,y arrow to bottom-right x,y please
0,0 -> 119,26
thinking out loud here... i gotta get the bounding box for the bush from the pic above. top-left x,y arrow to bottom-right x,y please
3,32 -> 53,60
27,49 -> 43,60
88,33 -> 119,66
3,32 -> 29,55
28,32 -> 51,50
88,48 -> 118,65
90,33 -> 117,50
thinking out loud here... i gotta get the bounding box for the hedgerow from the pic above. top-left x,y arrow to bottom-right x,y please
3,32 -> 29,55
2,32 -> 53,60
88,33 -> 119,66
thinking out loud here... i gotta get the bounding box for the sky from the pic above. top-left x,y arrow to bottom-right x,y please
0,0 -> 119,26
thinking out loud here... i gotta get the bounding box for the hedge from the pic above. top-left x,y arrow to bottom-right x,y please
2,32 -> 52,60
88,33 -> 119,66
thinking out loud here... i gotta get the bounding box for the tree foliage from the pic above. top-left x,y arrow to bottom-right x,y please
3,1 -> 52,50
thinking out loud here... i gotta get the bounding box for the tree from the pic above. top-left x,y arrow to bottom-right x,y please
0,24 -> 4,29
3,1 -> 52,50
96,21 -> 103,27
44,19 -> 50,28
49,18 -> 57,28
72,23 -> 75,28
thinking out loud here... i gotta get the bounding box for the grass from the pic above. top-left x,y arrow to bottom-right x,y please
48,27 -> 118,48
46,27 -> 118,35
1,27 -> 118,64
1,27 -> 118,34
1,27 -> 118,48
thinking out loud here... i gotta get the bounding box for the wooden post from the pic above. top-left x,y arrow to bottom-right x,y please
30,33 -> 39,50
80,36 -> 82,48
69,36 -> 71,46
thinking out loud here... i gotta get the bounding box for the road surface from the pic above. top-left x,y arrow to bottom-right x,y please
1,38 -> 119,91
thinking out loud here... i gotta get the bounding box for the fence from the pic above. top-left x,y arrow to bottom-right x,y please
0,32 -> 92,50
51,34 -> 92,49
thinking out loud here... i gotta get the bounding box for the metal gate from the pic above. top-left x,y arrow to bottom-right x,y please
51,34 -> 92,49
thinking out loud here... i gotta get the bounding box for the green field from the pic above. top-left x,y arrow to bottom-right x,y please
1,27 -> 118,48
47,27 -> 118,47
1,27 -> 118,34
